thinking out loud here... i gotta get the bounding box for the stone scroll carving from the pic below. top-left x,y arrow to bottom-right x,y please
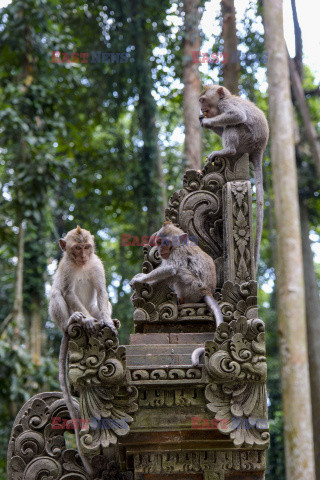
217,280 -> 258,323
131,156 -> 250,326
131,243 -> 179,325
67,323 -> 138,455
204,314 -> 269,448
7,391 -> 90,480
165,154 -> 250,286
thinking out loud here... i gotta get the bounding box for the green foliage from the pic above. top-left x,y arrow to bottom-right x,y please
1,0 -> 320,478
0,333 -> 59,476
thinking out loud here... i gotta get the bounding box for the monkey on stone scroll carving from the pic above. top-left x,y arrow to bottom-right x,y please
49,225 -> 118,476
199,84 -> 269,271
49,225 -> 117,334
130,221 -> 223,332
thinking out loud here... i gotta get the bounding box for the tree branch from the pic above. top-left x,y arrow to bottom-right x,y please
289,57 -> 320,180
291,0 -> 303,77
304,87 -> 320,97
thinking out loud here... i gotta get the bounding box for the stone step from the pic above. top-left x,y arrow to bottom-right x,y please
126,344 -> 202,355
125,343 -> 203,367
129,332 -> 214,345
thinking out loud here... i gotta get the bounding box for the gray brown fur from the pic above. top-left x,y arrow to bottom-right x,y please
49,226 -> 117,477
199,85 -> 269,271
49,226 -> 115,334
130,222 -> 223,332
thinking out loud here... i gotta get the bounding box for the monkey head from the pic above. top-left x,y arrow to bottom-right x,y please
199,84 -> 231,118
155,222 -> 188,260
59,225 -> 95,266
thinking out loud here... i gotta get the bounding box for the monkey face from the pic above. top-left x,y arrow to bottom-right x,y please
199,94 -> 219,118
156,236 -> 172,259
70,243 -> 93,266
156,232 -> 189,259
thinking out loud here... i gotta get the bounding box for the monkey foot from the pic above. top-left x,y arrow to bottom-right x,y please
113,318 -> 121,329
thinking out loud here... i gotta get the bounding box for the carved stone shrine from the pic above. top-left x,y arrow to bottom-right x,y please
7,154 -> 269,480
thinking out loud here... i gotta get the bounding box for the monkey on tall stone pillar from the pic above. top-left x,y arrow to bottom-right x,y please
130,221 -> 223,329
199,84 -> 269,271
49,225 -> 119,476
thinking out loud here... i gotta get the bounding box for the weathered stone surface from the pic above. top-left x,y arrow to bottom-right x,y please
165,155 -> 250,288
204,317 -> 269,448
224,181 -> 255,282
7,392 -> 91,480
133,450 -> 266,475
7,155 -> 268,480
67,323 -> 138,455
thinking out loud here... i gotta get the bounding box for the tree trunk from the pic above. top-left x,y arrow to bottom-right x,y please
183,0 -> 202,170
289,58 -> 320,179
156,141 -> 167,218
221,0 -> 240,95
291,0 -> 303,78
30,300 -> 42,363
263,1 -> 315,478
300,199 -> 320,479
12,222 -> 25,333
290,4 -> 320,475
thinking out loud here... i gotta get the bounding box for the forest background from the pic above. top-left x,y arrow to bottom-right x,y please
0,0 -> 320,479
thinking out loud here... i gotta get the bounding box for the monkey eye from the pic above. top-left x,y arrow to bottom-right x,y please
75,245 -> 81,250
85,245 -> 91,249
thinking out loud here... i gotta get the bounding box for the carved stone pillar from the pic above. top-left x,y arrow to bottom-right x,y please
7,155 -> 268,480
224,180 -> 255,282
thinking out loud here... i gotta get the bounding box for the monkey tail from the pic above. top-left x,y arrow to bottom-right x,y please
204,294 -> 223,328
59,334 -> 94,477
251,150 -> 264,274
191,347 -> 205,366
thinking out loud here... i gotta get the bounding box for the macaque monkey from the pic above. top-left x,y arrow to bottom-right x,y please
49,225 -> 118,476
130,221 -> 223,332
199,84 -> 269,271
49,225 -> 116,334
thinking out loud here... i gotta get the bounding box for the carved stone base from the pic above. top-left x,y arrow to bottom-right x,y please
133,451 -> 266,480
7,392 -> 90,480
7,391 -> 134,480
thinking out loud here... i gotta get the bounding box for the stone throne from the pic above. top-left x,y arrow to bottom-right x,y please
7,155 -> 269,480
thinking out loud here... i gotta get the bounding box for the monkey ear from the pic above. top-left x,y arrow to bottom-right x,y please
179,233 -> 188,246
59,239 -> 66,251
217,87 -> 225,99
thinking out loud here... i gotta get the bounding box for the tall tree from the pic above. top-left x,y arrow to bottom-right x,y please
11,223 -> 25,334
182,0 -> 202,169
263,0 -> 315,478
221,0 -> 240,95
299,199 -> 320,480
289,3 -> 320,475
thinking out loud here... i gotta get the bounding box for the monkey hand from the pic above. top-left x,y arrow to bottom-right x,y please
99,315 -> 119,334
206,152 -> 217,164
67,312 -> 99,334
199,117 -> 211,129
68,311 -> 86,325
129,273 -> 147,288
81,316 -> 100,334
